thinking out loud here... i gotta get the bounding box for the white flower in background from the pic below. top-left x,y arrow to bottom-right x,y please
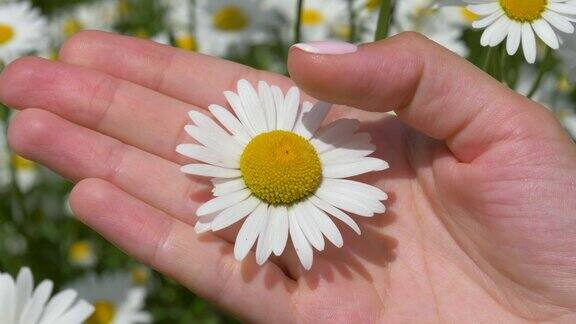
178,80 -> 388,270
558,35 -> 576,82
12,154 -> 38,192
561,111 -> 576,139
69,272 -> 150,324
0,1 -> 48,63
49,0 -> 117,45
268,0 -> 347,41
0,267 -> 94,324
462,0 -> 576,63
163,0 -> 192,31
68,240 -> 97,268
196,0 -> 272,57
393,0 -> 469,56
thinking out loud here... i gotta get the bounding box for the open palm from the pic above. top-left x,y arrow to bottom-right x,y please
2,31 -> 576,323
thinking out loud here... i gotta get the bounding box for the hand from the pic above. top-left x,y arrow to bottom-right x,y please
1,31 -> 575,323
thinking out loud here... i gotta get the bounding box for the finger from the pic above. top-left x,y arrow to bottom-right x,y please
57,31 -> 293,108
287,33 -> 568,163
0,56 -> 193,165
69,178 -> 295,323
8,109 -> 206,226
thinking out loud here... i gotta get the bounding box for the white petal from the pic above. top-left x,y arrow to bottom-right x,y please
176,144 -> 239,169
181,164 -> 241,178
271,86 -> 285,129
194,213 -> 216,234
304,201 -> 343,248
322,158 -> 389,178
270,206 -> 289,256
196,188 -> 252,216
211,196 -> 261,231
0,274 -> 15,324
542,11 -> 574,33
211,178 -> 247,196
316,186 -> 374,217
521,23 -> 537,64
532,19 -> 559,49
323,178 -> 388,200
311,119 -> 360,153
224,90 -> 257,136
208,104 -> 252,144
256,205 -> 274,265
319,180 -> 386,214
506,22 -> 522,55
53,300 -> 94,324
293,203 -> 325,251
184,125 -> 243,157
309,195 -> 361,234
289,211 -> 314,270
293,101 -> 332,139
237,79 -> 268,134
258,81 -> 276,131
19,280 -> 53,324
279,87 -> 300,131
15,267 -> 33,321
234,203 -> 268,261
39,290 -> 77,324
320,143 -> 376,164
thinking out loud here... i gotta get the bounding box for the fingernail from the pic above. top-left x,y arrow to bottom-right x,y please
292,41 -> 358,54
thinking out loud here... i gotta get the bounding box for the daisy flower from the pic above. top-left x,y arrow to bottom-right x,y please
68,272 -> 150,324
393,0 -> 469,56
196,0 -> 273,57
0,1 -> 48,63
178,80 -> 389,270
267,0 -> 347,41
0,267 -> 94,324
464,0 -> 576,63
68,240 -> 97,268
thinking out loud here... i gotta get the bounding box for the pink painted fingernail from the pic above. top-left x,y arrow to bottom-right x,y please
292,41 -> 358,54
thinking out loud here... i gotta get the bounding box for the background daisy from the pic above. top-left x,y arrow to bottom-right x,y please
464,0 -> 576,63
0,267 -> 93,324
196,0 -> 273,57
178,79 -> 388,270
0,1 -> 48,63
68,272 -> 150,324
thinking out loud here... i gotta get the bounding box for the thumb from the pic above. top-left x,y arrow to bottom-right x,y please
287,32 -> 565,163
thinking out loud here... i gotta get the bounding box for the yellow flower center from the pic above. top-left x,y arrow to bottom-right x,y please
68,240 -> 93,264
365,0 -> 381,12
63,18 -> 84,38
461,7 -> 479,22
86,300 -> 116,324
131,266 -> 150,285
175,34 -> 197,51
0,23 -> 15,46
212,6 -> 249,31
302,9 -> 324,26
240,130 -> 322,205
499,0 -> 547,22
12,155 -> 35,171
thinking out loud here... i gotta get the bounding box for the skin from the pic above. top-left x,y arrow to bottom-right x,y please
1,31 -> 576,323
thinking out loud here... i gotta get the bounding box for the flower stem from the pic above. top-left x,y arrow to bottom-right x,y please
527,47 -> 553,99
347,0 -> 356,43
374,0 -> 392,41
294,0 -> 304,44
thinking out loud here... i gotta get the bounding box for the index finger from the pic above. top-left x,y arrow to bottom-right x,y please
58,31 -> 293,108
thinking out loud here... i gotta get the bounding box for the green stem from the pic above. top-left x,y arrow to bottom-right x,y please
374,0 -> 391,41
294,0 -> 304,44
527,47 -> 553,99
481,47 -> 495,73
347,0 -> 356,43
